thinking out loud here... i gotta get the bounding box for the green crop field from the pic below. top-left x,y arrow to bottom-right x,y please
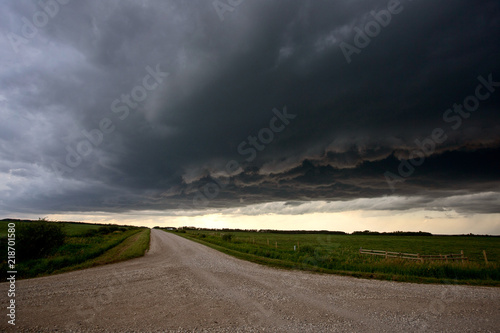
57,222 -> 103,236
0,219 -> 102,237
0,219 -> 150,279
167,228 -> 500,286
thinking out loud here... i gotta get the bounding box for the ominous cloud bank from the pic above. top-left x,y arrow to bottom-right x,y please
1,0 -> 499,218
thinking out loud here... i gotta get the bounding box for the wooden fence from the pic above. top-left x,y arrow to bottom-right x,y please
359,248 -> 468,262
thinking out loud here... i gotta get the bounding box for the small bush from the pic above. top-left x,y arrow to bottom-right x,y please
299,245 -> 316,254
97,226 -> 126,235
83,229 -> 98,237
17,222 -> 66,260
222,234 -> 233,242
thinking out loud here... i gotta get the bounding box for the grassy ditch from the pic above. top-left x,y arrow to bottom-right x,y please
54,228 -> 150,274
165,228 -> 500,286
0,219 -> 150,279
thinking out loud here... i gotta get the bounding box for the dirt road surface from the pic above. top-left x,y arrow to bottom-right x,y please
2,229 -> 499,332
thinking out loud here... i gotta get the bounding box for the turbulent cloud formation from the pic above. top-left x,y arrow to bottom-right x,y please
1,0 -> 499,218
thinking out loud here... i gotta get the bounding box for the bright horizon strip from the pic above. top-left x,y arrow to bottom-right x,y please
22,207 -> 500,235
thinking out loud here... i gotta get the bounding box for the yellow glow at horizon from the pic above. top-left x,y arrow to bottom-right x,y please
42,210 -> 500,235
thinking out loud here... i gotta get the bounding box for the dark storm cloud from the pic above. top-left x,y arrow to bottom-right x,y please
1,0 -> 499,216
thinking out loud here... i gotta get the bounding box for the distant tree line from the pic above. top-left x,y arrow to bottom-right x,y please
1,218 -> 138,228
352,230 -> 432,236
150,226 -> 497,237
174,227 -> 433,236
258,229 -> 347,235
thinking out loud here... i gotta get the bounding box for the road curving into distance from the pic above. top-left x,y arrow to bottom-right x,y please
2,229 -> 499,332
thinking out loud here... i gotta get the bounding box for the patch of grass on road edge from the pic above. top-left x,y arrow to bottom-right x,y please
54,228 -> 151,274
165,230 -> 500,287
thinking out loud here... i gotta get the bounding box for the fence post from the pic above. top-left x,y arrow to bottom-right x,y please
460,250 -> 464,263
385,251 -> 388,259
483,250 -> 488,264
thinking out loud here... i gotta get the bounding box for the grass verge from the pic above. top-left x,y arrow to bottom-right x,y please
0,220 -> 151,279
53,228 -> 150,274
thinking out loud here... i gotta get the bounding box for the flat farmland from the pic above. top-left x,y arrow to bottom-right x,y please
170,229 -> 500,286
4,230 -> 499,332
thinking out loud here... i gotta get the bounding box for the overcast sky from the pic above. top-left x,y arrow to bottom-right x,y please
1,0 -> 499,233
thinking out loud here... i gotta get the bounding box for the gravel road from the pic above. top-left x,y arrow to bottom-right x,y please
2,229 -> 499,332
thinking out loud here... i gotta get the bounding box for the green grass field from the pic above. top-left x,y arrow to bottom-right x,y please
0,220 -> 150,279
57,222 -> 103,236
167,229 -> 500,286
0,220 -> 103,237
